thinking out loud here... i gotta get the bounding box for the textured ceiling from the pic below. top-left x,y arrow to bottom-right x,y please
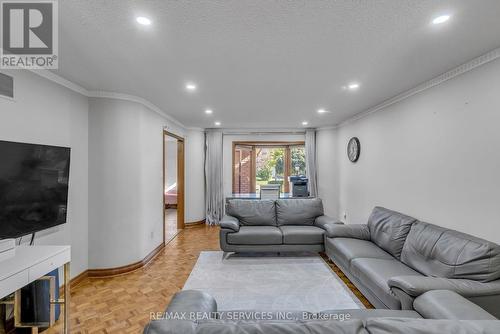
54,0 -> 500,129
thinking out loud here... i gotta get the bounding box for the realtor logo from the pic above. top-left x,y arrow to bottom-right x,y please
1,0 -> 58,69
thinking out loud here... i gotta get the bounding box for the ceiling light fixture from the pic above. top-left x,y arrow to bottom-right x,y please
432,14 -> 451,25
348,83 -> 360,90
302,121 -> 309,126
205,109 -> 213,115
136,16 -> 152,25
317,108 -> 328,114
185,83 -> 197,91
214,121 -> 221,126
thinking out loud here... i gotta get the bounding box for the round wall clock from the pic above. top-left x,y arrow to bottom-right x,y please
347,137 -> 360,162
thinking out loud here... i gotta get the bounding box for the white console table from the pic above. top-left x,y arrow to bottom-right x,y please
0,245 -> 71,334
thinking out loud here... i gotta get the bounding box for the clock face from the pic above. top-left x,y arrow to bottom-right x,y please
347,137 -> 360,162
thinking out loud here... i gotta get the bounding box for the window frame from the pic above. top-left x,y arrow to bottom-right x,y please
232,141 -> 305,195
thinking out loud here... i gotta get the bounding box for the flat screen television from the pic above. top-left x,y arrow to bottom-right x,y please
0,140 -> 71,239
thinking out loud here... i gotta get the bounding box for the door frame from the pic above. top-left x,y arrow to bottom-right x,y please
163,130 -> 185,245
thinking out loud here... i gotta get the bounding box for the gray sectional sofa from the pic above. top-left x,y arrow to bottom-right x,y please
144,289 -> 500,333
220,198 -> 340,253
325,206 -> 500,318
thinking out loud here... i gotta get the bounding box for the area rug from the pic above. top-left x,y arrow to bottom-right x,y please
183,251 -> 365,312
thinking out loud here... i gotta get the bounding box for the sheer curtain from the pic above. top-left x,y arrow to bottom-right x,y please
305,129 -> 318,197
205,130 -> 224,225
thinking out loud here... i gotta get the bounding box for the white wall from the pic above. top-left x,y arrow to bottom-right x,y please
185,130 -> 205,222
318,58 -> 500,243
88,98 -> 206,268
222,133 -> 305,197
316,129 -> 340,217
0,70 -> 89,278
0,71 -> 206,271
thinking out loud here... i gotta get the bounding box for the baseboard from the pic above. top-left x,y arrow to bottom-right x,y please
87,243 -> 165,278
70,269 -> 89,289
185,219 -> 206,228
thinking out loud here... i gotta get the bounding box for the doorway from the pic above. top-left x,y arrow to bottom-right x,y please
163,131 -> 185,244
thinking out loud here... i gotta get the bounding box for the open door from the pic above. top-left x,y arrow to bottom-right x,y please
163,131 -> 185,244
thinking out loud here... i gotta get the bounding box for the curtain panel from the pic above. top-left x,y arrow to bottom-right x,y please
305,129 -> 318,197
205,130 -> 224,225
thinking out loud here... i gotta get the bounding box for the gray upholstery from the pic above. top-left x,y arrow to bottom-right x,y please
325,238 -> 394,270
401,221 -> 500,282
226,200 -> 276,226
325,206 -> 500,317
166,290 -> 217,315
220,215 -> 240,232
388,275 -> 500,297
327,223 -> 370,240
220,198 -> 333,253
227,226 -> 282,245
365,319 -> 500,334
275,198 -> 324,226
320,309 -> 421,320
195,319 -> 368,334
350,258 -> 422,309
280,225 -> 324,245
368,207 -> 417,259
314,215 -> 343,237
413,290 -> 497,320
144,290 -> 500,333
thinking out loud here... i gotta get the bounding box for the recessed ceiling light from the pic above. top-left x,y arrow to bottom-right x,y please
205,109 -> 213,115
432,15 -> 451,25
302,121 -> 309,126
348,83 -> 360,90
136,16 -> 152,25
185,83 -> 197,91
214,121 -> 221,126
317,108 -> 328,114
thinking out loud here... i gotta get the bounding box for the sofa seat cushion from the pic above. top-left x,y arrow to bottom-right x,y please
276,198 -> 324,226
226,226 -> 283,245
226,199 -> 277,226
325,238 -> 395,270
280,226 -> 324,245
350,258 -> 423,309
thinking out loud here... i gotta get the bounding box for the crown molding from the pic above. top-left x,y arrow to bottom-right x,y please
30,46 -> 500,134
29,69 -> 187,130
221,128 -> 306,135
31,69 -> 90,96
333,47 -> 500,129
87,90 -> 186,130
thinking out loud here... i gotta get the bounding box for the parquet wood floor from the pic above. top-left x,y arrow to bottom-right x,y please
44,225 -> 372,334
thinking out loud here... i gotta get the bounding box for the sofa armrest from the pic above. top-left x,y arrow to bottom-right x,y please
166,290 -> 218,315
389,275 -> 500,298
314,215 -> 343,237
413,290 -> 497,320
220,215 -> 240,232
324,223 -> 370,240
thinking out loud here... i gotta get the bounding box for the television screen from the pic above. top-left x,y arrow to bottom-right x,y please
0,140 -> 71,239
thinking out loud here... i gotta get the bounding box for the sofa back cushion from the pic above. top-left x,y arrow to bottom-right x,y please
276,198 -> 324,226
401,221 -> 500,282
368,207 -> 417,259
226,199 -> 276,226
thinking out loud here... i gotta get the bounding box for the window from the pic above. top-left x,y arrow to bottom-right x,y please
232,142 -> 306,195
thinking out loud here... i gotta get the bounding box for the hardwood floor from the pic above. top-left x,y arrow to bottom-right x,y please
164,209 -> 181,243
45,225 -> 371,334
